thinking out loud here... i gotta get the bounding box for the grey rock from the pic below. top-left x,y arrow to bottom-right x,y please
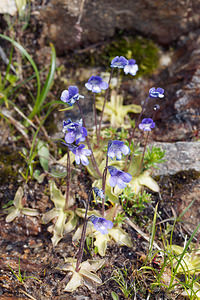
151,141 -> 200,176
39,0 -> 200,53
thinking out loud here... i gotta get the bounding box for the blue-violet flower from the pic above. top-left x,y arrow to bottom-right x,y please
85,76 -> 108,93
124,59 -> 138,76
63,119 -> 87,144
149,87 -> 164,99
69,144 -> 91,166
93,187 -> 104,200
110,56 -> 128,68
108,166 -> 132,189
108,140 -> 130,160
139,118 -> 155,131
60,86 -> 84,106
89,215 -> 113,234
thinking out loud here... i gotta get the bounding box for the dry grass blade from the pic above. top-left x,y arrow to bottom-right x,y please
125,217 -> 161,251
1,109 -> 31,148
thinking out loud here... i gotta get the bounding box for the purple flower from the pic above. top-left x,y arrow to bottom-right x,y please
139,118 -> 155,131
110,56 -> 128,68
63,119 -> 87,144
108,166 -> 132,189
108,140 -> 130,160
85,76 -> 108,93
69,144 -> 91,166
124,59 -> 138,76
93,187 -> 104,200
60,86 -> 84,106
89,215 -> 113,234
149,87 -> 164,99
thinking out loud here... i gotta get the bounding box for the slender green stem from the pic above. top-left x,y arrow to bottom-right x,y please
98,68 -> 114,136
76,101 -> 102,177
75,190 -> 93,272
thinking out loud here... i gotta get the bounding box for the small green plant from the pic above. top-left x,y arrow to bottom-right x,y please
0,46 -> 18,108
144,146 -> 166,170
8,256 -> 41,284
121,188 -> 152,216
112,266 -> 135,299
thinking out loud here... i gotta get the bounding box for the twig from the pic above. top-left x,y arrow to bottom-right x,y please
1,109 -> 31,148
19,289 -> 37,300
125,217 -> 161,251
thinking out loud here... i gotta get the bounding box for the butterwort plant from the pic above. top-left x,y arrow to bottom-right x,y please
57,189 -> 112,292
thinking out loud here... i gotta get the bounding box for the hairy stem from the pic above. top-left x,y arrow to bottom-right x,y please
101,146 -> 110,217
98,68 -> 114,136
128,96 -> 149,146
140,131 -> 150,172
65,148 -> 70,210
93,94 -> 99,144
76,101 -> 102,177
75,190 -> 92,272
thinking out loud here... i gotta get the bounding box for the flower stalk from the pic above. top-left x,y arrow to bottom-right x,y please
93,94 -> 99,144
65,148 -> 71,210
75,189 -> 92,272
98,68 -> 114,136
101,142 -> 111,217
76,101 -> 102,177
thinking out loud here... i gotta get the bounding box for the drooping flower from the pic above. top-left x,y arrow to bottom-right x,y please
124,59 -> 138,76
68,144 -> 91,166
93,187 -> 104,200
153,104 -> 160,111
89,215 -> 113,234
110,56 -> 128,68
108,140 -> 130,160
139,118 -> 155,131
63,119 -> 87,144
60,86 -> 84,106
149,87 -> 164,99
108,166 -> 132,189
85,76 -> 108,93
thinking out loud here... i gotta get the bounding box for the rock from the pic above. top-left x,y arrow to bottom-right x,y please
151,141 -> 200,176
141,30 -> 200,142
39,0 -> 200,53
0,0 -> 17,16
175,177 -> 200,236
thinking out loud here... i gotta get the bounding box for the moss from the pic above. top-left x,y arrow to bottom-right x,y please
0,147 -> 23,185
67,35 -> 160,76
103,36 -> 159,76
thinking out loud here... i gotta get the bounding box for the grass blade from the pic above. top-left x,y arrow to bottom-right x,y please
28,43 -> 56,119
0,33 -> 41,106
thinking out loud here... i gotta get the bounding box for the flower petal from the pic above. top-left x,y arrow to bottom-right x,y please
109,175 -> 117,187
60,90 -> 69,102
65,132 -> 75,144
